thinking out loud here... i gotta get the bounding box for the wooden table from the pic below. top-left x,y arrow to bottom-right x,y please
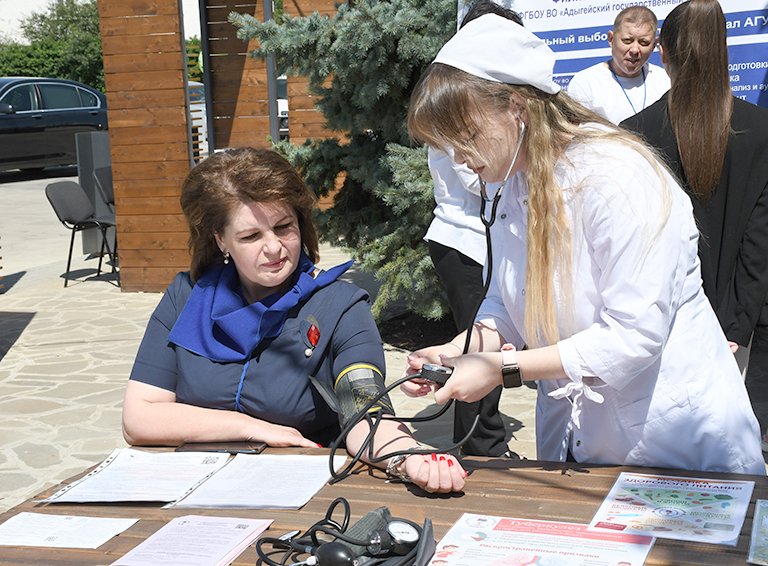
0,450 -> 764,565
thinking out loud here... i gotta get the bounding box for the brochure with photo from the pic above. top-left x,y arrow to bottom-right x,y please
429,512 -> 654,566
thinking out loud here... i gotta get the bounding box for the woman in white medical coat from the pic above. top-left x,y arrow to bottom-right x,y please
403,14 -> 765,475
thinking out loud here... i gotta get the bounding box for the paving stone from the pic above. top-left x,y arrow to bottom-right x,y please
0,473 -> 36,492
75,388 -> 127,405
0,398 -> 66,415
12,442 -> 62,469
17,359 -> 91,376
43,381 -> 118,400
53,425 -> 115,443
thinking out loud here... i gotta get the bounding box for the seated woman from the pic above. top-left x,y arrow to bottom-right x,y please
122,147 -> 465,494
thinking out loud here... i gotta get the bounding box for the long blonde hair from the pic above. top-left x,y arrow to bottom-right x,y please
409,64 -> 670,346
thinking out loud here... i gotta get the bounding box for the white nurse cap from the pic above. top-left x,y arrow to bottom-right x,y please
433,14 -> 561,95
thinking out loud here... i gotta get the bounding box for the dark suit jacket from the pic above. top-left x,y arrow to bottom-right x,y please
622,94 -> 768,345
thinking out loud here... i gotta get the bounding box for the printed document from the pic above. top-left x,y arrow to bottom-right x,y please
44,448 -> 230,503
589,472 -> 754,546
171,453 -> 347,509
0,512 -> 137,549
111,515 -> 271,566
429,512 -> 654,566
749,499 -> 768,564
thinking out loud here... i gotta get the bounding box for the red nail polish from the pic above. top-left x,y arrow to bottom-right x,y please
447,459 -> 454,467
431,453 -> 437,461
316,443 -> 322,448
463,470 -> 468,478
439,456 -> 445,462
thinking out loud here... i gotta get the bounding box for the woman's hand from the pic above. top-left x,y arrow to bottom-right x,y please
346,419 -> 465,493
122,380 -> 320,448
401,452 -> 466,493
433,352 -> 503,405
728,341 -> 739,354
400,343 -> 463,398
251,421 -> 321,449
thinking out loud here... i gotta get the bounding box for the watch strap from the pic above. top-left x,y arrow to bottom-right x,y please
385,454 -> 413,483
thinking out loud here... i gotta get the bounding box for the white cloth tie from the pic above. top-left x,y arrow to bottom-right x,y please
547,381 -> 604,429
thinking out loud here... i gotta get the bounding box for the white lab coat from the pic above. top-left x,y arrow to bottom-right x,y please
424,147 -> 496,265
476,131 -> 765,475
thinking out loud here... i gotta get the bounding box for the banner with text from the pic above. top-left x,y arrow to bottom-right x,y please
458,0 -> 768,107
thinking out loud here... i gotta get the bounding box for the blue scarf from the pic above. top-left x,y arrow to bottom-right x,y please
168,252 -> 352,363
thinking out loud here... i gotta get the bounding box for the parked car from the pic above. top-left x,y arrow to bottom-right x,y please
0,77 -> 108,172
277,76 -> 289,140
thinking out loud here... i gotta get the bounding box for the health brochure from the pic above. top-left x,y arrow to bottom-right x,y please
588,472 -> 754,546
429,513 -> 654,566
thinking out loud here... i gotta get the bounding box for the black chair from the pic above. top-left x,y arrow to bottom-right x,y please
93,166 -> 115,214
45,181 -> 119,287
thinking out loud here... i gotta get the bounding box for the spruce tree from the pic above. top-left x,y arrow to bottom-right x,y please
231,0 -> 456,320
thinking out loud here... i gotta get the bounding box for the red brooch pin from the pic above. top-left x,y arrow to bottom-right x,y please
300,316 -> 320,357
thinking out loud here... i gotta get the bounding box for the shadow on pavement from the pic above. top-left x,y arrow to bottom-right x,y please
0,271 -> 25,294
0,311 -> 35,361
405,400 -> 529,453
55,267 -> 121,288
0,166 -> 78,185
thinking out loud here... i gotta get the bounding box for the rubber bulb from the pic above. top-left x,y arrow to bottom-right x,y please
314,542 -> 357,566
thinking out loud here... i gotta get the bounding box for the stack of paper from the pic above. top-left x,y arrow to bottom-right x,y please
171,453 -> 348,509
111,515 -> 271,566
45,449 -> 230,504
0,513 -> 137,549
44,448 -> 347,509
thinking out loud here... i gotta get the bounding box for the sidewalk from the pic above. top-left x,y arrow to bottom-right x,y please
0,173 -> 537,513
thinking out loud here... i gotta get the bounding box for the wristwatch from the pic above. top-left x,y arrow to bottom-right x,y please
501,343 -> 523,388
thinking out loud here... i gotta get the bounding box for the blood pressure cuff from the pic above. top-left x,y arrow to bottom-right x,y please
310,364 -> 395,427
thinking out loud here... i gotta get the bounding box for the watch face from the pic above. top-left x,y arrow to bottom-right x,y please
501,365 -> 523,388
387,521 -> 420,543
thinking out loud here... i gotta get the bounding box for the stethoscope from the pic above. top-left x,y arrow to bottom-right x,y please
329,118 -> 528,482
256,497 -> 422,566
459,117 -> 526,354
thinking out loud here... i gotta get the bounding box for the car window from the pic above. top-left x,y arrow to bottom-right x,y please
38,83 -> 83,110
0,84 -> 38,112
78,88 -> 99,108
189,84 -> 205,104
277,78 -> 287,99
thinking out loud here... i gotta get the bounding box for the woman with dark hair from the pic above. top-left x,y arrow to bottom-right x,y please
122,148 -> 466,493
622,0 -> 768,364
401,14 -> 764,474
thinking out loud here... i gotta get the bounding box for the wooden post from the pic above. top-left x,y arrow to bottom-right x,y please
98,0 -> 192,292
